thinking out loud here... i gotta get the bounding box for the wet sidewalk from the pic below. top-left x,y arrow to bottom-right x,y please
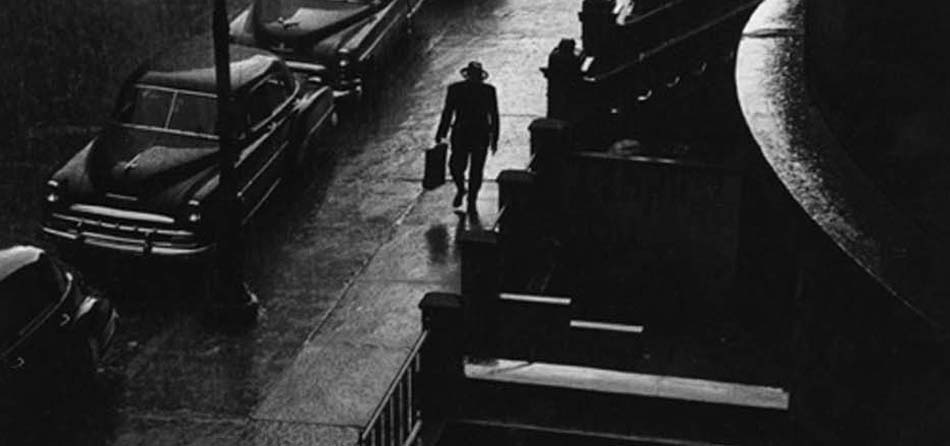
106,0 -> 576,444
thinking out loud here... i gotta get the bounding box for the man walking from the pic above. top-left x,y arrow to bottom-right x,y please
436,61 -> 499,213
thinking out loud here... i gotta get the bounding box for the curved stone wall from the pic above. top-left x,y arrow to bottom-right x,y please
806,1 -> 950,240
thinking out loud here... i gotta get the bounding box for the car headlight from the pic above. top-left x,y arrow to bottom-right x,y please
185,200 -> 202,224
337,49 -> 353,71
46,180 -> 61,204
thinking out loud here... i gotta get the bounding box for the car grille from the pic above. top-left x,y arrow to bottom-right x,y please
45,204 -> 198,248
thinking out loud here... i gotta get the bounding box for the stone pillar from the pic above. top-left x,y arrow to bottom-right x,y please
418,292 -> 464,438
420,292 -> 464,378
458,230 -> 500,301
498,169 -> 536,215
529,118 -> 572,159
529,118 -> 573,217
497,170 -> 537,288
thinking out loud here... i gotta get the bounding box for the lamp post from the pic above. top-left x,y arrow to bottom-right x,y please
209,0 -> 259,328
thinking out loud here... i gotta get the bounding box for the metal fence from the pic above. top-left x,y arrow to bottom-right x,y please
359,332 -> 427,446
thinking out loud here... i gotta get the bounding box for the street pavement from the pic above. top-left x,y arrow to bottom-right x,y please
2,0 -> 576,445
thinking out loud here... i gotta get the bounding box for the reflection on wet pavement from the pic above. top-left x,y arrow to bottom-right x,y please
424,224 -> 450,264
2,0 -> 577,444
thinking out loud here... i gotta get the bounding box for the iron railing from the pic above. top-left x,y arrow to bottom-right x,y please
359,331 -> 427,446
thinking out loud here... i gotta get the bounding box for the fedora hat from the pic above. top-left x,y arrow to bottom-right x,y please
460,61 -> 489,80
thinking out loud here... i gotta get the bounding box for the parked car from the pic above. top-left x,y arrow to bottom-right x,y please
230,0 -> 426,100
0,246 -> 117,384
42,40 -> 337,259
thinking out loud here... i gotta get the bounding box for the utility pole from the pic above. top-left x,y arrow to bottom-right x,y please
210,0 -> 259,328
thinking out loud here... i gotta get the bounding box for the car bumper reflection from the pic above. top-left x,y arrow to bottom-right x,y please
42,226 -> 214,259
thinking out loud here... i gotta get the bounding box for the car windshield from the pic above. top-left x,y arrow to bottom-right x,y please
120,86 -> 219,138
0,256 -> 62,342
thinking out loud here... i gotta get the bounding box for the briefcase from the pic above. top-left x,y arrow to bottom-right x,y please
423,142 -> 448,190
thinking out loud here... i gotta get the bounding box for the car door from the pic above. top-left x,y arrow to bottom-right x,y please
236,72 -> 295,224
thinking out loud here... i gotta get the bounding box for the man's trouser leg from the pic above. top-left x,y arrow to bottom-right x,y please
467,146 -> 489,206
449,147 -> 469,193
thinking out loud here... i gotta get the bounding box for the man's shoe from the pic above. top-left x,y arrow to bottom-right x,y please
452,189 -> 465,207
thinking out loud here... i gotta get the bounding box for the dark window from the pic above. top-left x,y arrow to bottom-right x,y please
246,77 -> 290,128
123,88 -> 174,128
167,94 -> 218,135
119,87 -> 219,137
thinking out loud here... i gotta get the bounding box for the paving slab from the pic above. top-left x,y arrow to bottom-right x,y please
240,421 -> 359,446
300,179 -> 421,230
311,281 -> 432,349
406,182 -> 500,227
114,416 -> 246,446
254,343 -> 409,426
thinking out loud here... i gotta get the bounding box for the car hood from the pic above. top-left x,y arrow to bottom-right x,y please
58,127 -> 220,215
251,0 -> 375,46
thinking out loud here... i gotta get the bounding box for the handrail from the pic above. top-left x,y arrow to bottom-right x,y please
359,331 -> 428,446
617,0 -> 686,27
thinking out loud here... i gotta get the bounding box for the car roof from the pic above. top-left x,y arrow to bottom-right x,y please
138,39 -> 285,94
0,246 -> 45,284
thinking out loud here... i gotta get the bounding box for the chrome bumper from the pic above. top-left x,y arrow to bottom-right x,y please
333,81 -> 363,100
285,60 -> 362,101
43,204 -> 213,259
43,226 -> 213,258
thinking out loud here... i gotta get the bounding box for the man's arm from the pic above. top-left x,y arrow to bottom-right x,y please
435,85 -> 455,143
488,85 -> 500,152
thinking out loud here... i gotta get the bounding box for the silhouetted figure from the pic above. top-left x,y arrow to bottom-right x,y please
436,61 -> 500,213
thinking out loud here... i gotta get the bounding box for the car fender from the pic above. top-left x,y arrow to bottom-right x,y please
50,140 -> 96,201
74,296 -> 117,357
312,15 -> 375,61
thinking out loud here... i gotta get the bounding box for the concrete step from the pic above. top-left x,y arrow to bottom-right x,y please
468,293 -> 646,371
457,359 -> 791,445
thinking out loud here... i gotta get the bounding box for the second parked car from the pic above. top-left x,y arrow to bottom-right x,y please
42,39 -> 336,259
230,0 -> 426,99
